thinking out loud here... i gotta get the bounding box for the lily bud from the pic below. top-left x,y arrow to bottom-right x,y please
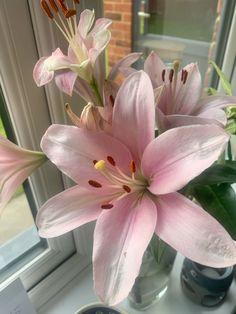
80,103 -> 104,131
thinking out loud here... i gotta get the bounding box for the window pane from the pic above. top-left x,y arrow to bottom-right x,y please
147,0 -> 218,42
132,0 -> 227,79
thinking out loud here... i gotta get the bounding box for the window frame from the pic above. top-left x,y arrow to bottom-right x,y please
0,0 -> 103,305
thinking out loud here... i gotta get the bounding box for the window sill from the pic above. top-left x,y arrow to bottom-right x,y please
36,255 -> 236,314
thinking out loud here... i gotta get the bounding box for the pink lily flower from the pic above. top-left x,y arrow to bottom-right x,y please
0,135 -> 46,212
36,71 -> 236,305
33,9 -> 112,96
144,52 -> 236,132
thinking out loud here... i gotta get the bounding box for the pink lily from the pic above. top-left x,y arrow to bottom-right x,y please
36,71 -> 236,305
33,9 -> 112,98
144,52 -> 236,132
0,135 -> 46,212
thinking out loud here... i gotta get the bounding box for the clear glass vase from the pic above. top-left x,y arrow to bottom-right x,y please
128,235 -> 177,310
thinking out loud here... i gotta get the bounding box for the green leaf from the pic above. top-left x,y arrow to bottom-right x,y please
207,87 -> 218,96
189,161 -> 236,186
209,60 -> 233,96
225,120 -> 236,134
192,184 -> 236,240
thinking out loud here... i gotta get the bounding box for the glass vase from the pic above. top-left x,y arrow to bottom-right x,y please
128,235 -> 177,310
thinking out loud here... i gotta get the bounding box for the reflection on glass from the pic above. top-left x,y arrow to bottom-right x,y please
134,0 -> 224,80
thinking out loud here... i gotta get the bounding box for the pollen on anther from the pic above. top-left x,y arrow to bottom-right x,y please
94,160 -> 106,171
101,204 -> 114,209
130,160 -> 136,173
107,156 -> 116,166
123,185 -> 131,193
88,180 -> 102,188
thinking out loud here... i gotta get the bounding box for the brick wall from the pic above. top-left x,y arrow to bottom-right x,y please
104,0 -> 133,68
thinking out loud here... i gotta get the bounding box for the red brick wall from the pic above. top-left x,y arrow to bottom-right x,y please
104,0 -> 133,68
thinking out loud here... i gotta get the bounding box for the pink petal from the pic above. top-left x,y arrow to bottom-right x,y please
78,9 -> 95,38
108,53 -> 142,81
155,193 -> 236,267
33,56 -> 54,86
112,71 -> 155,162
33,48 -> 71,87
193,96 -> 236,115
0,136 -> 46,212
91,18 -> 112,34
36,186 -> 105,238
174,63 -> 202,114
198,108 -> 227,126
55,71 -> 77,96
144,51 -> 166,88
41,125 -> 132,187
88,30 -> 111,64
93,194 -> 157,305
142,125 -> 229,195
164,113 -> 226,129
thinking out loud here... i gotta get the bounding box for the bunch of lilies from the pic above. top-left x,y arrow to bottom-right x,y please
1,1 -> 236,305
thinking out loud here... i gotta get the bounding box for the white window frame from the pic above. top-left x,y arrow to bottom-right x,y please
218,6 -> 236,94
0,0 -> 103,310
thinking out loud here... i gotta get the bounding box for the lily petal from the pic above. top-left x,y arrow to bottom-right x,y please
108,52 -> 142,81
155,193 -> 236,267
41,125 -> 132,186
54,71 -> 77,96
33,48 -> 70,87
0,136 -> 46,212
163,113 -> 226,130
193,96 -> 236,115
112,71 -> 155,161
93,194 -> 157,305
78,9 -> 95,38
142,125 -> 229,194
36,186 -> 105,238
174,63 -> 202,114
144,51 -> 166,88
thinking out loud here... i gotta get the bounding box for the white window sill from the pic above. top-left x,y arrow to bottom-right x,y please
37,255 -> 236,314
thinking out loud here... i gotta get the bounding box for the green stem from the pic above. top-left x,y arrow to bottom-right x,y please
91,77 -> 103,106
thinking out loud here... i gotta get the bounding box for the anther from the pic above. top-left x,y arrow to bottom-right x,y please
65,9 -> 77,18
183,70 -> 188,84
94,160 -> 106,171
40,0 -> 54,19
109,95 -> 115,107
107,156 -> 116,166
101,204 -> 114,209
88,180 -> 102,188
169,69 -> 174,83
181,69 -> 185,82
93,160 -> 98,165
56,0 -> 67,14
123,185 -> 131,193
73,0 -> 80,3
130,160 -> 136,173
161,69 -> 165,82
48,0 -> 58,12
